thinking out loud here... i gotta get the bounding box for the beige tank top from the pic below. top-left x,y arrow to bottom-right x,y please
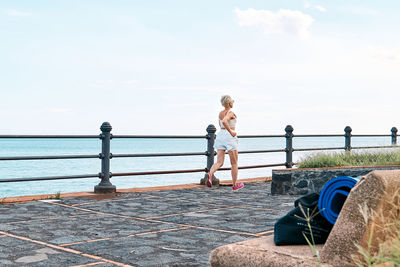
218,111 -> 237,129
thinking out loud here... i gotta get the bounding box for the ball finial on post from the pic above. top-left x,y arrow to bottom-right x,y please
100,122 -> 112,133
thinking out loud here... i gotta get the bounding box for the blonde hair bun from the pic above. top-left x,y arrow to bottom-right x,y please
220,95 -> 233,108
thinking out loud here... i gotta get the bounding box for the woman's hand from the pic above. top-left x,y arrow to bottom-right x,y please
231,131 -> 237,137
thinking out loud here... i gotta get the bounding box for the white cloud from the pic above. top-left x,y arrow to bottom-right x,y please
234,8 -> 314,39
367,46 -> 400,62
315,6 -> 327,12
304,2 -> 327,12
3,8 -> 31,17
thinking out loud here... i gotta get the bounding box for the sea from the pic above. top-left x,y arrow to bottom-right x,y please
0,136 -> 395,197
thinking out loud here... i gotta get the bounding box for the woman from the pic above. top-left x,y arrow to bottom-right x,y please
207,95 -> 244,191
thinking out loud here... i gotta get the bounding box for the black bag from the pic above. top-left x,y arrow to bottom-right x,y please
274,193 -> 333,246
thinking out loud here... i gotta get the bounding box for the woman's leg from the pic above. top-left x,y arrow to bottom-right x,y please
209,150 -> 225,177
228,150 -> 238,186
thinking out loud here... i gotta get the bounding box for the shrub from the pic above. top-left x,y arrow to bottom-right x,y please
297,150 -> 400,168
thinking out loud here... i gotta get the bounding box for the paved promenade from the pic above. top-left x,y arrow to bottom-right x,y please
0,181 -> 297,266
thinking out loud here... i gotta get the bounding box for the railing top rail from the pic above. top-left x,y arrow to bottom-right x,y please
0,174 -> 99,183
237,135 -> 285,138
0,134 -> 286,139
294,134 -> 344,137
112,135 -> 206,139
0,135 -> 99,139
112,152 -> 206,158
0,155 -> 100,161
352,134 -> 392,137
0,134 -> 394,140
294,134 -> 395,137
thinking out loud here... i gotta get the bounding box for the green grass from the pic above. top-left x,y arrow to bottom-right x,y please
295,203 -> 323,266
48,191 -> 61,200
297,150 -> 400,168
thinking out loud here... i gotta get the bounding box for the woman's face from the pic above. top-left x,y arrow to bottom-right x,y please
229,101 -> 234,108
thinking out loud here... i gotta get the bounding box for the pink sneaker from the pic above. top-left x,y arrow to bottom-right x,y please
232,182 -> 244,191
206,172 -> 212,187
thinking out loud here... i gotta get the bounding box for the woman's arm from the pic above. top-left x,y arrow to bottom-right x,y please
222,111 -> 236,137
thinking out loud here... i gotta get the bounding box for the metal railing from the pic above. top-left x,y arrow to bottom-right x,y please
0,123 -> 398,193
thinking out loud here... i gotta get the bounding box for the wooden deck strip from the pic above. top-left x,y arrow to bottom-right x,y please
1,177 -> 270,204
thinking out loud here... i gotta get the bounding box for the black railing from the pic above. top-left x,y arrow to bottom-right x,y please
0,123 -> 398,193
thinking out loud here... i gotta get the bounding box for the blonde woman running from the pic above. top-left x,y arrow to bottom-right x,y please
207,95 -> 244,191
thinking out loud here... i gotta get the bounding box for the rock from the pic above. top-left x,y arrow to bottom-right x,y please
320,170 -> 400,266
210,235 -> 326,267
210,170 -> 400,267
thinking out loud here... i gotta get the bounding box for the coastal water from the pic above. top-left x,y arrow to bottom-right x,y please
0,136 -> 394,197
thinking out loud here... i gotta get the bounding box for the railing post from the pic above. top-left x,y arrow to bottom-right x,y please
201,124 -> 219,186
344,126 -> 352,152
285,125 -> 293,168
94,122 -> 116,193
391,127 -> 398,145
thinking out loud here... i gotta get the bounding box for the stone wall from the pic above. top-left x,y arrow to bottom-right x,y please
271,165 -> 400,195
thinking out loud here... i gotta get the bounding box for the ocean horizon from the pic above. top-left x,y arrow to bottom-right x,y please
0,136 -> 395,198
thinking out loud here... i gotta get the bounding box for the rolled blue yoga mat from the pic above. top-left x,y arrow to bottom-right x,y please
318,176 -> 361,224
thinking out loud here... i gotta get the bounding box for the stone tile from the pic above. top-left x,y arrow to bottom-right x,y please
1,214 -> 181,245
0,236 -> 100,266
0,201 -> 89,224
60,192 -> 143,206
69,228 -> 253,266
75,196 -> 227,219
159,207 -> 288,234
145,183 -> 298,209
0,181 -> 298,265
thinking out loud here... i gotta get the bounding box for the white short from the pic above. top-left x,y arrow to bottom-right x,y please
214,130 -> 238,151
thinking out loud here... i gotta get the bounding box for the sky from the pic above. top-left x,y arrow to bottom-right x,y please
1,0 -> 400,135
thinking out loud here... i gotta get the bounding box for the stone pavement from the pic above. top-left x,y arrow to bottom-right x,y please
0,181 -> 298,266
